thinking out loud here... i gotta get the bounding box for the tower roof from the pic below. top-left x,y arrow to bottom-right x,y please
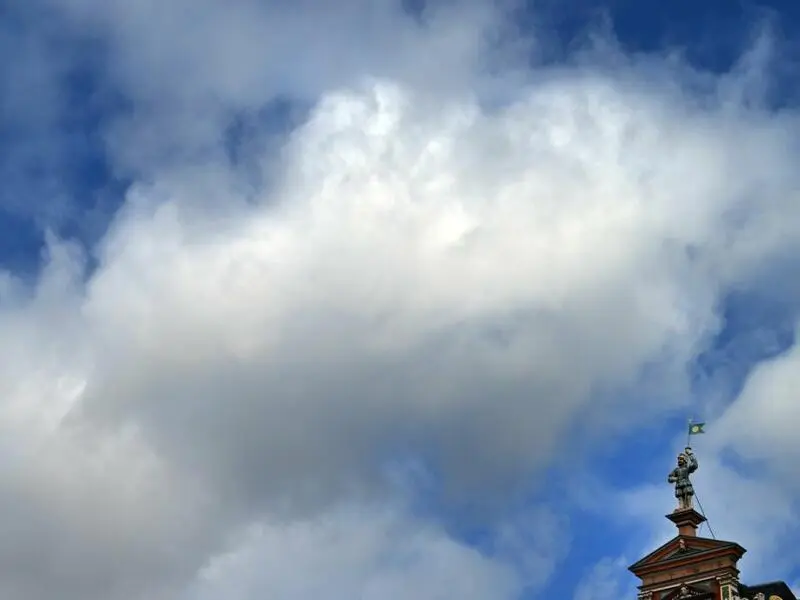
626,444 -> 795,600
628,533 -> 745,579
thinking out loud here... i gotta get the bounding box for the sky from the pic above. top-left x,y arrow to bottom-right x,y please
2,0 -> 800,599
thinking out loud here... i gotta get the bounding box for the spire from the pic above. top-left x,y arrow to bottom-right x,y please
628,435 -> 796,600
628,442 -> 745,600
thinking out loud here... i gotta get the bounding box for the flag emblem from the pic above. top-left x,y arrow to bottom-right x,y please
688,422 -> 705,435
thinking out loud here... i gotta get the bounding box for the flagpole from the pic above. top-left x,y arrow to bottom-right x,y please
686,417 -> 692,448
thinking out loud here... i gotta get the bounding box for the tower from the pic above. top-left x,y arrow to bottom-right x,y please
628,446 -> 797,600
628,507 -> 746,600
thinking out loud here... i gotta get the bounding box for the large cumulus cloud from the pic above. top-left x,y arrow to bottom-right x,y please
69,74 -> 800,515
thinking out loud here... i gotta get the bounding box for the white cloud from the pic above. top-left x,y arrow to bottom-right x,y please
185,505 -> 521,600
575,557 -> 636,600
492,506 -> 571,589
74,76 -> 800,512
713,335 -> 800,474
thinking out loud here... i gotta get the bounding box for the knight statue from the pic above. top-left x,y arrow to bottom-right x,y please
668,447 -> 698,511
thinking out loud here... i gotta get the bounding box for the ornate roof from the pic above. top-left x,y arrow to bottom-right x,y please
629,534 -> 745,578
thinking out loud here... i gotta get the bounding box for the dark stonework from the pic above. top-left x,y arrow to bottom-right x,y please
740,582 -> 798,600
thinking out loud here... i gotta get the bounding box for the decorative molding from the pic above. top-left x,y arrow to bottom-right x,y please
678,584 -> 700,598
644,569 -> 742,594
718,572 -> 740,600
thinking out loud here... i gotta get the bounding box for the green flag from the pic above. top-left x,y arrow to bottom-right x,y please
688,422 -> 705,435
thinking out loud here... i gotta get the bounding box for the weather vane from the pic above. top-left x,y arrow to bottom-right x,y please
668,419 -> 704,512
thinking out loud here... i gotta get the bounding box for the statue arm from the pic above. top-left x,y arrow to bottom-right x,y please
688,454 -> 698,473
667,468 -> 677,483
686,449 -> 698,473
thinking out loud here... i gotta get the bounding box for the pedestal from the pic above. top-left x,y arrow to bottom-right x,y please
666,508 -> 707,537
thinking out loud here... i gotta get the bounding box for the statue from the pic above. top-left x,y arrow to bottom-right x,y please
668,447 -> 698,511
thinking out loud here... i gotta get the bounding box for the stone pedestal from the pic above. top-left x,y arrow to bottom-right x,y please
665,509 -> 707,538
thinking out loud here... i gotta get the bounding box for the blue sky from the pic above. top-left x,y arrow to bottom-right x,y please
3,1 -> 800,599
